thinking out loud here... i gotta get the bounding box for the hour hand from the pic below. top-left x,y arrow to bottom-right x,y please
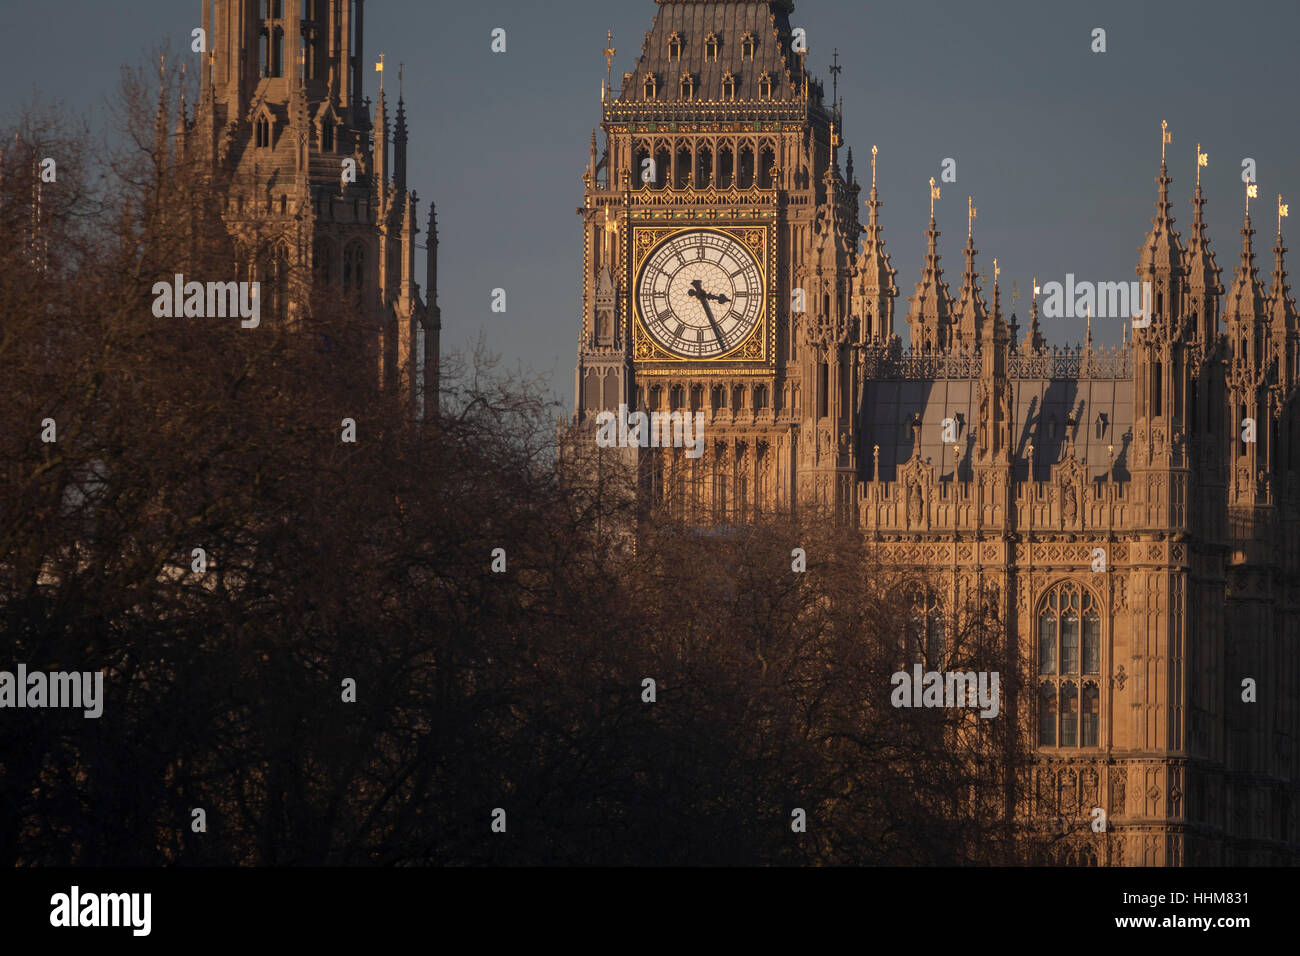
689,279 -> 728,305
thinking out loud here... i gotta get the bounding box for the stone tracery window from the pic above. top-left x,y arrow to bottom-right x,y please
1037,583 -> 1102,748
904,585 -> 945,669
343,240 -> 366,293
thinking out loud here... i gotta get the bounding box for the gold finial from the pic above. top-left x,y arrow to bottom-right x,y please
1196,143 -> 1208,186
376,52 -> 385,91
1247,181 -> 1258,216
871,144 -> 878,190
603,30 -> 616,102
994,258 -> 1000,283
967,195 -> 976,239
1161,120 -> 1171,163
929,176 -> 940,218
1281,194 -> 1290,235
1032,276 -> 1039,297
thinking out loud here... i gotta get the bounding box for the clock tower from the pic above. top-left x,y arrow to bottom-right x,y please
574,0 -> 867,519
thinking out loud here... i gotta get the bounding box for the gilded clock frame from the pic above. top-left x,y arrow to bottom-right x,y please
629,221 -> 775,373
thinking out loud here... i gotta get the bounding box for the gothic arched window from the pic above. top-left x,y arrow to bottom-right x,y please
904,585 -> 945,669
705,34 -> 719,62
758,72 -> 772,99
668,32 -> 684,62
670,385 -> 685,411
1037,583 -> 1102,748
695,145 -> 712,187
721,72 -> 736,102
759,145 -> 776,188
644,73 -> 658,100
256,116 -> 271,148
741,32 -> 756,60
313,238 -> 336,287
717,145 -> 734,188
271,27 -> 285,78
738,145 -> 755,189
258,243 -> 289,323
259,30 -> 270,77
635,143 -> 652,187
674,144 -> 691,188
343,241 -> 366,293
754,385 -> 769,410
1082,682 -> 1100,747
679,73 -> 695,101
1038,684 -> 1057,746
653,147 -> 671,189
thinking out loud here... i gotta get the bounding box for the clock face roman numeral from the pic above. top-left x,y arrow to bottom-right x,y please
636,229 -> 764,360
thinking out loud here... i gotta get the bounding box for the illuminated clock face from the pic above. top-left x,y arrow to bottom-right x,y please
636,229 -> 763,359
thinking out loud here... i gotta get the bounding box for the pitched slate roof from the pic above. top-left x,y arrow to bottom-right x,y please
618,0 -> 807,105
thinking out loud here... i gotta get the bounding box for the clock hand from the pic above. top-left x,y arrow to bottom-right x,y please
688,279 -> 731,305
690,280 -> 726,345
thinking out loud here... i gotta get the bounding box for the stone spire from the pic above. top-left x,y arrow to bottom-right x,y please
852,145 -> 897,344
175,63 -> 189,155
1267,196 -> 1297,385
954,196 -> 988,349
154,56 -> 171,174
906,180 -> 955,351
1222,194 -> 1268,349
1183,145 -> 1223,347
1028,278 -> 1046,352
1135,123 -> 1186,336
393,70 -> 408,193
373,80 -> 389,193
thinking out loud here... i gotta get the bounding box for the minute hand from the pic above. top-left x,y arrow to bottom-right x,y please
690,280 -> 727,345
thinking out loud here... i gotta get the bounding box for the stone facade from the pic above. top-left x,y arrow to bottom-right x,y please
573,0 -> 1299,864
188,0 -> 438,416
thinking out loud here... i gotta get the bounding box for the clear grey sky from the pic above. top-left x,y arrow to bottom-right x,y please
3,1 -> 1298,408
